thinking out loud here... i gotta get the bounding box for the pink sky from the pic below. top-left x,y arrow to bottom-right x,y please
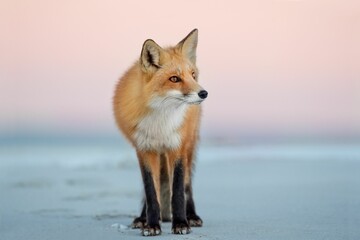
1,0 -> 359,138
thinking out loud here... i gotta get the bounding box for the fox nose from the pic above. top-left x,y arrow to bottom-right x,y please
198,90 -> 208,99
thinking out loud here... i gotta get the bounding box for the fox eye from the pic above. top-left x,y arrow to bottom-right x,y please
169,76 -> 181,83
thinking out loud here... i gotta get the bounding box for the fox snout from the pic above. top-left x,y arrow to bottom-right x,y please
198,90 -> 208,99
183,89 -> 208,105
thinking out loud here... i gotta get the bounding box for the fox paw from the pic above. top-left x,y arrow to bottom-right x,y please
131,217 -> 146,229
187,214 -> 203,227
142,224 -> 161,236
172,220 -> 191,234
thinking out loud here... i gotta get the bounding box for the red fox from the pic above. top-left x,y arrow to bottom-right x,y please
113,29 -> 207,236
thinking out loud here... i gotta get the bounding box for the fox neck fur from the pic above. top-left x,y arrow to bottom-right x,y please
134,91 -> 190,152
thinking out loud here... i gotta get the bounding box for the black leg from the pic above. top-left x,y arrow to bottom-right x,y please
186,185 -> 203,227
171,160 -> 191,234
131,200 -> 146,229
141,167 -> 161,236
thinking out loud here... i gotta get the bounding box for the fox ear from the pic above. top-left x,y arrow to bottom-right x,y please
177,29 -> 198,64
141,39 -> 164,71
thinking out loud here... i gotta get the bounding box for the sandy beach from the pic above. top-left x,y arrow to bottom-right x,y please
1,139 -> 360,239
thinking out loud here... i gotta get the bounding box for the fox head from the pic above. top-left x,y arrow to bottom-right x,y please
140,29 -> 208,107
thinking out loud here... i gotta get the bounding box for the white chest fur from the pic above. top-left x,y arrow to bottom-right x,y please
134,92 -> 188,151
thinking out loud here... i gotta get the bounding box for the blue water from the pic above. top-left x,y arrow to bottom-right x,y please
1,135 -> 360,239
1,135 -> 359,168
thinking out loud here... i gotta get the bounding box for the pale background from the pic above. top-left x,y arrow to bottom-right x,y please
1,0 -> 359,140
1,2 -> 360,239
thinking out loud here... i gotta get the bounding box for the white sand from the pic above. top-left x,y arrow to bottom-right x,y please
1,141 -> 360,239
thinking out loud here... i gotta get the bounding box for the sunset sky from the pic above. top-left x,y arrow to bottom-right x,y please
1,0 -> 359,139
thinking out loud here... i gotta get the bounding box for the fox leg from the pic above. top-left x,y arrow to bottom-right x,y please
169,154 -> 191,234
185,147 -> 203,227
131,199 -> 146,229
185,183 -> 203,227
160,153 -> 172,221
137,151 -> 161,236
